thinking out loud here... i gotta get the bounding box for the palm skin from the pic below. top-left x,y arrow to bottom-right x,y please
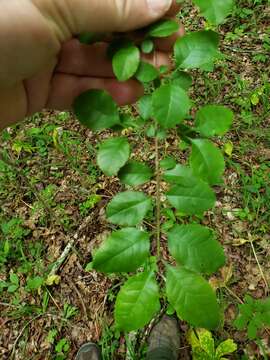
0,0 -> 183,129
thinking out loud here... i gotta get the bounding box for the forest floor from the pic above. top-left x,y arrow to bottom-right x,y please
0,1 -> 270,359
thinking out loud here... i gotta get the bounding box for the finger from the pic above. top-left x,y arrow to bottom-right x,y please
47,75 -> 144,110
57,40 -> 172,77
165,0 -> 181,16
109,18 -> 184,53
55,0 -> 173,35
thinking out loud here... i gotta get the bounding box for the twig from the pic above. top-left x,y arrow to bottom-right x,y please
224,286 -> 244,304
9,312 -> 90,358
10,313 -> 44,359
48,240 -> 75,276
250,241 -> 269,294
222,45 -> 269,55
48,213 -> 95,277
0,302 -> 17,307
155,132 -> 161,260
69,280 -> 89,322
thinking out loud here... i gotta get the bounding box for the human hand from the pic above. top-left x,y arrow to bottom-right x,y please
0,0 -> 184,129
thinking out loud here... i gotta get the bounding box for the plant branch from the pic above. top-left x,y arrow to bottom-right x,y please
155,128 -> 161,260
250,241 -> 269,294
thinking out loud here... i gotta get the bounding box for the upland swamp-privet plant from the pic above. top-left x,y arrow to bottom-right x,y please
73,0 -> 235,335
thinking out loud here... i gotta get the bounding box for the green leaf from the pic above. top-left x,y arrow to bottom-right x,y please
215,339 -> 237,358
247,319 -> 258,340
10,273 -> 19,285
141,39 -> 154,54
26,276 -> 44,291
166,179 -> 216,215
73,90 -> 120,131
195,105 -> 234,137
190,139 -> 225,185
138,95 -> 153,121
163,165 -> 195,185
78,32 -> 104,44
115,271 -> 160,331
188,329 -> 215,357
152,84 -> 191,129
135,62 -> 159,83
97,137 -> 130,176
106,191 -> 152,226
193,0 -> 234,25
168,224 -> 226,274
166,266 -> 220,329
147,20 -> 179,38
174,31 -> 219,70
119,161 -> 153,186
92,228 -> 150,273
8,284 -> 18,293
171,71 -> 193,91
160,157 -> 177,170
112,44 -> 140,81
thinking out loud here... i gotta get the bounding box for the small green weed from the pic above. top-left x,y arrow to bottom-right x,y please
234,295 -> 270,340
188,328 -> 237,360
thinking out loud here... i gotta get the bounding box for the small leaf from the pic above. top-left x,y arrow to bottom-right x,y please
166,180 -> 216,215
195,105 -> 234,137
46,275 -> 61,286
166,265 -> 220,329
135,62 -> 159,83
119,161 -> 153,186
73,90 -> 120,131
106,191 -> 152,226
78,32 -> 104,44
141,39 -> 154,54
171,71 -> 193,91
146,125 -> 156,137
160,157 -> 177,170
147,20 -> 179,38
159,65 -> 169,74
26,276 -> 44,291
85,262 -> 93,271
92,228 -> 150,273
174,31 -> 219,70
10,273 -> 19,285
97,137 -> 130,176
115,271 -> 160,331
168,224 -> 226,274
224,141 -> 233,157
138,95 -> 153,121
193,0 -> 234,25
215,339 -> 237,357
250,93 -> 260,106
190,139 -> 225,185
188,329 -> 215,355
163,165 -> 195,184
7,284 -> 18,293
247,319 -> 258,340
112,44 -> 140,81
152,84 -> 191,129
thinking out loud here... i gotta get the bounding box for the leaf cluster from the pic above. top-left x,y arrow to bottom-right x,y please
234,295 -> 270,340
73,0 -> 235,336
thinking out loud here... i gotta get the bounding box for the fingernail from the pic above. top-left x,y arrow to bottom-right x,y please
147,0 -> 172,16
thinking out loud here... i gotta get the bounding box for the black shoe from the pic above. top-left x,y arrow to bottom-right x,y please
146,315 -> 181,360
75,343 -> 102,360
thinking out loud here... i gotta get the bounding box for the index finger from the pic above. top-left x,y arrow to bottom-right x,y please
165,0 -> 182,16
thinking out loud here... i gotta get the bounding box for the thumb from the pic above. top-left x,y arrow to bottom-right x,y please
58,0 -> 173,35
